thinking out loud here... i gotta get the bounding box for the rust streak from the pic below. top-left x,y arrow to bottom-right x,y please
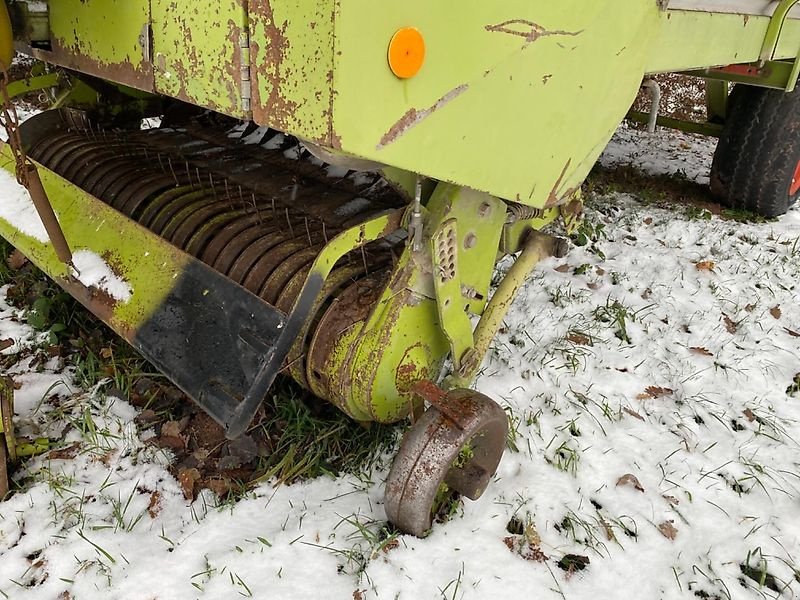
545,159 -> 573,207
485,20 -> 583,44
377,84 -> 469,150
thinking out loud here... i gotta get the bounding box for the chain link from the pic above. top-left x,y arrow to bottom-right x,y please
0,62 -> 75,270
0,64 -> 31,187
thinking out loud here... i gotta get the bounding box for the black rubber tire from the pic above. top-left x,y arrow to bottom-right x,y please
709,84 -> 800,217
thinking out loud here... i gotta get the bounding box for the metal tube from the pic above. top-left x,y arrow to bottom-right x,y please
450,231 -> 567,386
23,162 -> 74,267
642,79 -> 661,134
410,175 -> 423,251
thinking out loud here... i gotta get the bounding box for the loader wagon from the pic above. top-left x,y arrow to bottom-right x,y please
0,0 -> 799,536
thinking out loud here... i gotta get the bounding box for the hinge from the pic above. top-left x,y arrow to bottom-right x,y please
240,29 -> 252,114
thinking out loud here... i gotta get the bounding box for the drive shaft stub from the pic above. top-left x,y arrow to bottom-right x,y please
384,384 -> 508,537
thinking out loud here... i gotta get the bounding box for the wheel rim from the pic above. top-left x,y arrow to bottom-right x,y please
384,388 -> 508,537
790,160 -> 800,197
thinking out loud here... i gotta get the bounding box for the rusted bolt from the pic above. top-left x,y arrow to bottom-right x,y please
478,203 -> 492,217
464,233 -> 477,249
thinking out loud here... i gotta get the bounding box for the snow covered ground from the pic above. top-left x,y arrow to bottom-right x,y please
1,126 -> 800,600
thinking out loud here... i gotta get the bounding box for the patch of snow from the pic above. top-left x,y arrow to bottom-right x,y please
0,123 -> 799,600
600,123 -> 718,185
71,250 -> 133,303
0,168 -> 48,241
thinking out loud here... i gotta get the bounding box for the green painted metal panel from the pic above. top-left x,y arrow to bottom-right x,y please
0,144 -> 187,333
45,0 -> 153,90
646,10 -> 800,73
151,0 -> 248,119
330,0 -> 662,209
248,0 -> 335,144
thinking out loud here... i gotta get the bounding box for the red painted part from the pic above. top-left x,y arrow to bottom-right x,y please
791,160 -> 800,196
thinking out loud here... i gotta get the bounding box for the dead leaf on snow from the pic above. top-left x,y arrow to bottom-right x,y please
723,314 -> 737,334
663,495 -> 680,506
745,303 -> 757,313
57,592 -> 72,600
658,521 -> 678,540
784,327 -> 800,338
623,407 -> 645,421
595,267 -> 606,276
769,305 -> 781,320
641,288 -> 652,300
616,473 -> 644,492
637,386 -> 673,400
600,518 -> 616,542
689,347 -> 713,357
567,333 -> 592,346
554,264 -> 571,273
643,217 -> 653,225
694,260 -> 715,271
47,442 -> 82,461
148,491 -> 162,519
743,408 -> 756,422
0,339 -> 13,352
178,468 -> 201,500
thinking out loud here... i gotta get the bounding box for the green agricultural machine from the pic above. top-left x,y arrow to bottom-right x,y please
0,0 -> 799,535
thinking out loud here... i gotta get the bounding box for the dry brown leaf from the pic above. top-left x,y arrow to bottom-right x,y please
161,420 -> 185,438
7,250 -> 28,270
770,305 -> 782,320
784,327 -> 800,338
148,491 -> 162,519
695,260 -> 715,271
47,442 -> 82,461
745,303 -> 757,313
637,386 -> 673,400
554,264 -> 571,273
689,347 -> 713,357
623,407 -> 645,421
663,495 -> 680,506
743,408 -> 756,422
178,468 -> 201,500
0,339 -> 13,352
353,591 -> 365,600
658,521 -> 678,540
567,333 -> 592,346
57,592 -> 72,600
587,282 -> 601,290
207,477 -> 234,497
643,217 -> 653,225
723,314 -> 737,334
616,473 -> 644,492
600,518 -> 617,542
595,267 -> 606,276
641,288 -> 653,300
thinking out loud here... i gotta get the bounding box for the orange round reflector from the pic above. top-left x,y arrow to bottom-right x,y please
388,27 -> 426,79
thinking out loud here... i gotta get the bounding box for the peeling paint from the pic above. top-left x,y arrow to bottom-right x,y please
484,19 -> 583,44
376,85 -> 469,150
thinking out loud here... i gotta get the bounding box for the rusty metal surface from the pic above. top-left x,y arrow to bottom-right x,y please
305,271 -> 389,404
384,385 -> 508,537
25,113 -> 406,382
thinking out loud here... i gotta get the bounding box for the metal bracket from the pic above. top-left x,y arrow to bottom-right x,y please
430,218 -> 474,372
677,0 -> 800,93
